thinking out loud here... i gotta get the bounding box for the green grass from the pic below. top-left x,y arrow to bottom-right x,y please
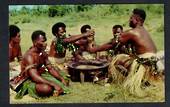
10,82 -> 164,104
9,4 -> 164,103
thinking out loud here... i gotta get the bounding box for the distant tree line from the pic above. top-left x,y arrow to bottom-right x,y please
9,4 -> 163,17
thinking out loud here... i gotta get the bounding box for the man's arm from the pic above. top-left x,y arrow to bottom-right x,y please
26,55 -> 50,84
28,67 -> 63,93
63,34 -> 86,43
28,68 -> 55,85
44,55 -> 66,85
26,54 -> 63,93
119,31 -> 136,43
46,65 -> 66,83
74,39 -> 87,46
88,30 -> 136,53
63,30 -> 94,43
87,42 -> 113,53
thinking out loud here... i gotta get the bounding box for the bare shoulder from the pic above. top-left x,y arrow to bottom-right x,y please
23,50 -> 35,64
123,28 -> 141,38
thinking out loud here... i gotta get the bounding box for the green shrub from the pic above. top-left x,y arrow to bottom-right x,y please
14,21 -> 19,24
48,5 -> 74,17
21,17 -> 31,23
156,24 -> 164,32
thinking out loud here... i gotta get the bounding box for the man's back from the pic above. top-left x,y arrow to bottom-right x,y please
121,26 -> 157,55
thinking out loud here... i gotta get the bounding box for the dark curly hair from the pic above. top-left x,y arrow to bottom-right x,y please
133,8 -> 146,21
31,30 -> 47,42
80,24 -> 91,33
52,22 -> 66,36
112,25 -> 123,31
9,25 -> 20,40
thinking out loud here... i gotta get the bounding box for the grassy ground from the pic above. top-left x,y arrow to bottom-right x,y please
10,81 -> 164,104
9,4 -> 164,103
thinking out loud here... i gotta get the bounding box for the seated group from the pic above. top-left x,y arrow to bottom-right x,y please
9,8 -> 164,99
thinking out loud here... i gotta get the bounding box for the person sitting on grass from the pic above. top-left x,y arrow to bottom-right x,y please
107,24 -> 123,61
10,30 -> 70,99
88,8 -> 164,97
72,24 -> 100,61
48,22 -> 94,71
107,24 -> 136,61
9,25 -> 22,79
70,24 -> 107,83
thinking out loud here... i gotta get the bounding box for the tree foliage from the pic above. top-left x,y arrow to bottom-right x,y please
9,4 -> 163,17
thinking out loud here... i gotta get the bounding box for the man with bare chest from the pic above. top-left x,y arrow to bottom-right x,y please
9,25 -> 22,79
88,9 -> 156,54
9,25 -> 22,63
72,24 -> 99,61
10,30 -> 69,99
88,8 -> 164,97
48,22 -> 94,70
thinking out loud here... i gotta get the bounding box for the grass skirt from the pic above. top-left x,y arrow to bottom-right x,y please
108,53 -> 164,98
